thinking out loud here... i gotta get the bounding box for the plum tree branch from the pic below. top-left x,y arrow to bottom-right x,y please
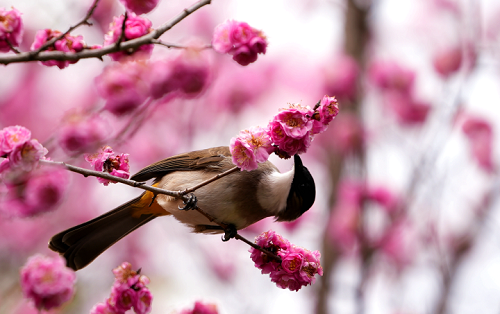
0,0 -> 212,65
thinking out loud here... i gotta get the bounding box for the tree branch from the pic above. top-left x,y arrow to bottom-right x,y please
0,0 -> 212,65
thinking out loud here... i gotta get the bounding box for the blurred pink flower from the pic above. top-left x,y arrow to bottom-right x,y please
433,46 -> 462,78
365,186 -> 399,214
20,254 -> 76,311
104,13 -> 153,61
30,29 -> 85,69
321,113 -> 364,155
0,167 -> 68,217
212,20 -> 267,66
90,302 -> 115,314
180,301 -> 219,314
462,115 -> 495,173
134,288 -> 153,314
376,220 -> 415,269
0,125 -> 31,156
385,91 -> 431,126
119,0 -> 159,15
0,7 -> 23,52
9,139 -> 48,171
108,285 -> 136,313
368,60 -> 415,93
95,61 -> 150,115
59,113 -> 110,155
85,146 -> 130,185
323,54 -> 359,102
149,48 -> 211,99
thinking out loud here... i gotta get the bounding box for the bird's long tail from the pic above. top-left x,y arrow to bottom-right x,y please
49,190 -> 168,271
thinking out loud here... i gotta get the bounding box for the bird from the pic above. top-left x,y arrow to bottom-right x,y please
49,146 -> 316,271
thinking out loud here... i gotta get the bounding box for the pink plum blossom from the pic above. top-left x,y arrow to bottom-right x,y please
368,60 -> 415,93
85,146 -> 130,185
0,125 -> 31,156
95,61 -> 150,115
229,136 -> 258,171
323,54 -> 359,102
385,91 -> 431,126
180,301 -> 219,314
30,29 -> 85,69
20,254 -> 76,311
0,7 -> 23,52
462,116 -> 495,173
433,46 -> 462,77
250,230 -> 323,291
104,13 -> 153,61
119,0 -> 159,15
90,302 -> 115,314
58,113 -> 110,155
212,20 -> 268,66
229,126 -> 275,170
312,95 -> 339,134
9,139 -> 48,171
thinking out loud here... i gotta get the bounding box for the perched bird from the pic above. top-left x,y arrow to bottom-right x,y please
49,146 -> 316,270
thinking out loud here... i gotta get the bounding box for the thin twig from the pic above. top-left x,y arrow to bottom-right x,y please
0,0 -> 212,65
152,39 -> 212,50
31,0 -> 101,55
115,11 -> 129,51
6,39 -> 21,54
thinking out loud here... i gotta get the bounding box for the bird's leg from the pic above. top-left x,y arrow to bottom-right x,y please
222,224 -> 237,242
178,193 -> 198,210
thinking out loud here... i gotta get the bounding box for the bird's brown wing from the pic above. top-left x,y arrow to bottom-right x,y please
130,146 -> 232,182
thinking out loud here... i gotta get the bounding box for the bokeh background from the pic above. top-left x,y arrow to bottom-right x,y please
1,0 -> 500,313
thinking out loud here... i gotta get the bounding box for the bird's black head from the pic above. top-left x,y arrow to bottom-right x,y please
276,154 -> 316,222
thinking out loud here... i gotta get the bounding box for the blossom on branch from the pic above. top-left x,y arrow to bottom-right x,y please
20,254 -> 76,311
104,13 -> 153,61
250,230 -> 323,291
85,146 -> 130,186
30,29 -> 85,69
90,262 -> 153,314
229,126 -> 274,171
0,7 -> 23,52
212,20 -> 267,66
119,0 -> 159,15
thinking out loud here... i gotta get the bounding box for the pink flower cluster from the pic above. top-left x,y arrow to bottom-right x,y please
212,20 -> 268,66
119,0 -> 159,15
368,60 -> 431,126
20,255 -> 76,311
58,113 -> 110,155
30,29 -> 85,69
0,7 -> 23,52
90,262 -> 153,314
85,146 -> 130,186
0,126 -> 47,173
104,13 -> 153,61
96,50 -> 211,115
180,301 -> 219,314
249,230 -> 323,292
461,115 -> 495,173
230,95 -> 339,170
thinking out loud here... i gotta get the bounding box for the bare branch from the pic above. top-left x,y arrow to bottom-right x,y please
0,0 -> 212,65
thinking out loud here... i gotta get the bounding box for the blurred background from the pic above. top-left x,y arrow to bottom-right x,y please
1,0 -> 500,313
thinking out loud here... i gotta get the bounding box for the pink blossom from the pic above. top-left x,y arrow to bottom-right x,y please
433,46 -> 462,78
85,146 -> 130,185
90,302 -> 115,314
104,13 -> 153,61
108,285 -> 136,313
368,60 -> 415,93
229,136 -> 258,171
212,20 -> 268,66
58,114 -> 110,155
320,113 -> 364,155
0,7 -> 23,52
312,95 -> 339,134
30,29 -> 85,69
9,139 -> 48,171
1,168 -> 68,217
250,230 -> 290,274
119,0 -> 159,15
0,125 -> 31,156
273,105 -> 314,139
20,254 -> 76,311
385,91 -> 431,126
133,288 -> 153,314
180,301 -> 219,314
323,54 -> 359,101
95,61 -> 150,115
462,116 -> 495,173
149,48 -> 211,99
280,251 -> 304,274
376,220 -> 415,269
233,126 -> 274,163
365,186 -> 399,213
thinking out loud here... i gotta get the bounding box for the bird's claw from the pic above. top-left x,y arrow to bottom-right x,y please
221,224 -> 237,242
178,193 -> 197,210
